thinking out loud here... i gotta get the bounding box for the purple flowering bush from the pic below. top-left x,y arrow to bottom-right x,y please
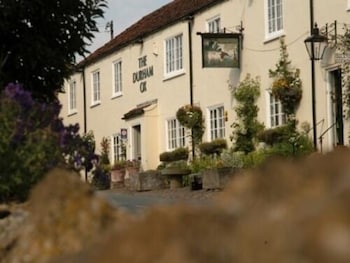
0,83 -> 97,201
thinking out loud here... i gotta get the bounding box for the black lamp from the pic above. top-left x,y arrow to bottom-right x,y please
304,24 -> 328,60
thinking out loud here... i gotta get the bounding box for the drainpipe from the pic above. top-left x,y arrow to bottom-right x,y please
77,65 -> 88,181
187,16 -> 195,160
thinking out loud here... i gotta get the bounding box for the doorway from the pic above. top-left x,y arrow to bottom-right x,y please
132,125 -> 142,161
329,69 -> 344,146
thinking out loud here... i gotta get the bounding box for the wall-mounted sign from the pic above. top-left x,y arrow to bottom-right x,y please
120,128 -> 127,140
199,33 -> 241,68
132,55 -> 154,93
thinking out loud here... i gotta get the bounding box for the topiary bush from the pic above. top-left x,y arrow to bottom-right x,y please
199,139 -> 227,156
159,147 -> 189,163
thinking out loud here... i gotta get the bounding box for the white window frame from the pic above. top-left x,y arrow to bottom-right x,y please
208,105 -> 225,141
68,80 -> 77,114
164,34 -> 184,78
207,15 -> 221,33
166,118 -> 185,150
113,59 -> 122,97
269,93 -> 286,128
264,0 -> 284,41
91,70 -> 100,106
111,134 -> 125,163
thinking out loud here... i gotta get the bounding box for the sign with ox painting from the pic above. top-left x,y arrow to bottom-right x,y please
200,33 -> 240,68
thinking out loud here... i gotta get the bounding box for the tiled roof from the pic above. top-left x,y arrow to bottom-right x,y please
79,0 -> 224,67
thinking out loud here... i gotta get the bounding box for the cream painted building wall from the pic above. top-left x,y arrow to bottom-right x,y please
59,0 -> 350,170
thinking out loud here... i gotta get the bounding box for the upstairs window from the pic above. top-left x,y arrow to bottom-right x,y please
207,16 -> 221,33
165,34 -> 183,76
68,80 -> 76,113
113,60 -> 122,96
92,70 -> 100,105
265,0 -> 283,39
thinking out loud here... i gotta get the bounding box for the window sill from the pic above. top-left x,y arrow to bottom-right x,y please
163,70 -> 186,81
67,111 -> 77,117
111,93 -> 123,99
264,31 -> 285,44
90,102 -> 101,108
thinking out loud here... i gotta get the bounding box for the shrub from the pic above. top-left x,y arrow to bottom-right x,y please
199,139 -> 227,156
0,83 -> 97,201
159,147 -> 189,163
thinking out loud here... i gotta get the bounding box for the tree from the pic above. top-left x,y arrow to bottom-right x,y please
0,0 -> 107,101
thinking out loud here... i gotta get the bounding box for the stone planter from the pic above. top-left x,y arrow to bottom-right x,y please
161,168 -> 191,189
110,169 -> 125,188
128,170 -> 168,191
202,167 -> 238,190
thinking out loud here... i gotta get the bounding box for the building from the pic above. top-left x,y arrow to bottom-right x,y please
59,0 -> 350,171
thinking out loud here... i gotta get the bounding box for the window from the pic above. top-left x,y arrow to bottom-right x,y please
165,34 -> 183,75
269,93 -> 286,127
92,71 -> 100,104
167,118 -> 185,150
113,60 -> 122,96
112,134 -> 125,162
209,106 -> 225,140
265,0 -> 283,39
68,80 -> 76,113
207,16 -> 221,33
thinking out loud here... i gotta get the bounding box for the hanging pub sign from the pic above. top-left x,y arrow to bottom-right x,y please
199,33 -> 241,68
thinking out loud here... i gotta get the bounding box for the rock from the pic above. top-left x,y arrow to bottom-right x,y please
3,168 -> 122,263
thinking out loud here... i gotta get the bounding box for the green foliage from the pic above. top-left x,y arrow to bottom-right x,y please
0,84 -> 97,202
189,156 -> 223,173
176,105 -> 205,147
159,147 -> 189,162
336,24 -> 350,117
0,0 -> 107,101
231,74 -> 264,154
199,139 -> 227,156
269,38 -> 302,116
220,148 -> 244,168
91,165 -> 110,190
258,124 -> 295,146
99,137 -> 110,166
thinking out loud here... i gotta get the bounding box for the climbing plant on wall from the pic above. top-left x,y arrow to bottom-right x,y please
269,38 -> 302,118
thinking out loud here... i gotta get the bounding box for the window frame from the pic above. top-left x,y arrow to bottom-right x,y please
269,93 -> 286,128
164,33 -> 184,79
113,59 -> 123,97
264,0 -> 284,41
68,80 -> 77,114
207,15 -> 221,33
208,105 -> 226,141
111,134 -> 126,163
91,70 -> 101,106
166,118 -> 185,151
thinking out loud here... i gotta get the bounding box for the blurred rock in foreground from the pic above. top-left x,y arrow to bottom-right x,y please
2,168 -> 122,263
2,148 -> 350,263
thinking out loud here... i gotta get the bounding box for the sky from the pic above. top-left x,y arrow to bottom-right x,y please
87,0 -> 172,54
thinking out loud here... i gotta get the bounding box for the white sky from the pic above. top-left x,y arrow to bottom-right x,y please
87,0 -> 172,54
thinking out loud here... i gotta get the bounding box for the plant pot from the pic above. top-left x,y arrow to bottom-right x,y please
110,169 -> 125,188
